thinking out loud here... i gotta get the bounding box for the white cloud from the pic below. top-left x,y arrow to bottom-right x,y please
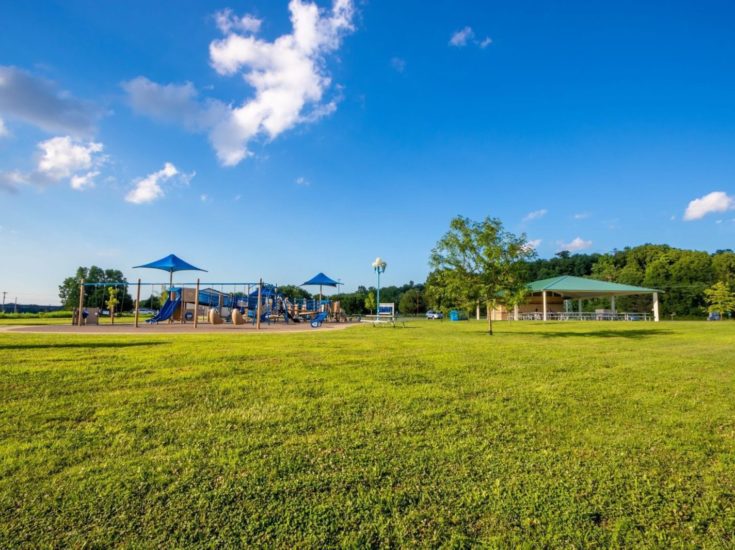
207,0 -> 355,165
683,191 -> 735,221
0,170 -> 28,194
523,208 -> 547,222
0,116 -> 8,137
70,171 -> 99,191
526,239 -> 542,250
200,193 -> 211,202
449,27 -> 491,48
1,136 -> 105,193
573,212 -> 590,220
37,136 -> 104,180
122,77 -> 227,130
125,162 -> 182,204
295,176 -> 309,186
0,66 -> 101,137
558,237 -> 592,252
390,57 -> 406,73
125,1 -> 355,167
215,9 -> 262,34
450,27 -> 474,47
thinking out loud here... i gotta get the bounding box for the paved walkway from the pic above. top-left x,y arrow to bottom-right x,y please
1,322 -> 359,335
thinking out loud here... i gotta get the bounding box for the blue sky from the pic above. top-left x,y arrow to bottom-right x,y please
1,0 -> 734,304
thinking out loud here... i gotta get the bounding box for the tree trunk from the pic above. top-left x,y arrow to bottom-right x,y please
486,300 -> 493,335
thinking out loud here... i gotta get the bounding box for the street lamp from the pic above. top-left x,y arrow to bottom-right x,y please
372,257 -> 387,315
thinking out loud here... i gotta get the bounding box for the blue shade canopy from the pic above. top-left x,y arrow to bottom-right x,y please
134,254 -> 207,274
302,272 -> 341,287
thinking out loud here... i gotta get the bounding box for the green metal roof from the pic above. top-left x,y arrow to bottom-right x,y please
527,275 -> 659,298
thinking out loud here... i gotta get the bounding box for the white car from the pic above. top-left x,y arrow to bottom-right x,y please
426,310 -> 443,319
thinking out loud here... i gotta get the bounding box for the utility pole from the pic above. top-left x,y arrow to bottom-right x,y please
1,291 -> 6,314
14,296 -> 18,314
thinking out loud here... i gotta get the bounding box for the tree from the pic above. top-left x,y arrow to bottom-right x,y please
704,281 -> 735,318
364,291 -> 376,314
430,216 -> 535,335
58,266 -> 133,311
277,285 -> 312,300
106,287 -> 119,324
399,288 -> 425,315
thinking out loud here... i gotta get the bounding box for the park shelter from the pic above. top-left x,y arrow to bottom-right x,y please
492,275 -> 661,322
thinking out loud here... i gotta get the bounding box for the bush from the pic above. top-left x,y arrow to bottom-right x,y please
0,311 -> 73,319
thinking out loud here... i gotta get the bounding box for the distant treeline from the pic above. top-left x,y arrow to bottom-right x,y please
330,244 -> 735,318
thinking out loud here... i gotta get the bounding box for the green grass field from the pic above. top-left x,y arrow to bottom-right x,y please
1,321 -> 734,547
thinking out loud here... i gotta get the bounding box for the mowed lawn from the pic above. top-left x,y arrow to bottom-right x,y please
1,321 -> 734,547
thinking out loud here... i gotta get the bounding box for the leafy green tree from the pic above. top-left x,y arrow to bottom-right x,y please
364,291 -> 376,314
713,251 -> 735,285
704,281 -> 735,317
59,266 -> 133,310
277,285 -> 313,300
106,287 -> 119,324
430,216 -> 535,335
399,288 -> 425,315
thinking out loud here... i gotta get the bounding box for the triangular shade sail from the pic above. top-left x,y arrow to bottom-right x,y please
302,272 -> 341,287
134,254 -> 207,273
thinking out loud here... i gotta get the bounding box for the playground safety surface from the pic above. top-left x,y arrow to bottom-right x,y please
2,322 -> 360,335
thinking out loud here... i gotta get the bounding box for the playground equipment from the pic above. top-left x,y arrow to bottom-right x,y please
71,255 -> 347,331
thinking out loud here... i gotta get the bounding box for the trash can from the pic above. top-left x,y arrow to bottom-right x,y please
449,309 -> 459,321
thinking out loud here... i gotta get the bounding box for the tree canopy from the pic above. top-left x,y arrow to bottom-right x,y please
59,266 -> 133,311
429,216 -> 535,334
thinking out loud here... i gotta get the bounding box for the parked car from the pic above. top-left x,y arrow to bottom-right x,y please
426,310 -> 443,319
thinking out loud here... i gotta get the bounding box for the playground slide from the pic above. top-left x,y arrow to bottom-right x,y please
146,298 -> 181,323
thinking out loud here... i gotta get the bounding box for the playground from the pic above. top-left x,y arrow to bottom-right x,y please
70,254 -> 358,332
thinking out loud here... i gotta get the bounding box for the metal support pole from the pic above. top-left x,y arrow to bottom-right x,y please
194,278 -> 200,328
652,292 -> 660,322
256,279 -> 263,330
376,269 -> 381,316
134,279 -> 141,328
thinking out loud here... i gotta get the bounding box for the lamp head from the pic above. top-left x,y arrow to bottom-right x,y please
372,257 -> 387,273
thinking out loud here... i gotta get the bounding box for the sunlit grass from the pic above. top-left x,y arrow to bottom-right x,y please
1,321 -> 734,546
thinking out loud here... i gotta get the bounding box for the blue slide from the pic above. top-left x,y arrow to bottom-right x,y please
146,298 -> 181,323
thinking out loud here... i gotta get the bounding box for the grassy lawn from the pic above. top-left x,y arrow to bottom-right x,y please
1,321 -> 734,546
0,314 -> 151,326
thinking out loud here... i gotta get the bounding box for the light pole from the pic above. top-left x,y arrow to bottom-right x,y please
372,257 -> 387,315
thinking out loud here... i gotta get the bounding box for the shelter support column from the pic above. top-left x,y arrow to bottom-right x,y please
578,299 -> 582,315
652,292 -> 660,322
542,291 -> 547,321
476,302 -> 480,321
513,304 -> 519,321
611,296 -> 616,314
